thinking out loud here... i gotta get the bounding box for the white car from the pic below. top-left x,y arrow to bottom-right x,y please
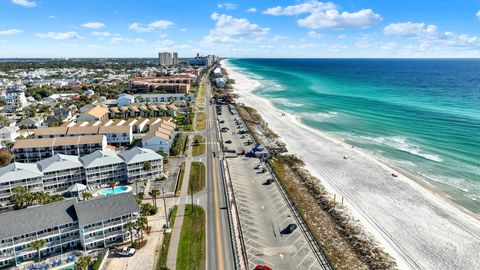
117,247 -> 136,257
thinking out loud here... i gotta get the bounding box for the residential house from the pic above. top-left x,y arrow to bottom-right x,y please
0,126 -> 18,148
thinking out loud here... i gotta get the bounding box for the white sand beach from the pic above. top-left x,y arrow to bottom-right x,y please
222,60 -> 480,270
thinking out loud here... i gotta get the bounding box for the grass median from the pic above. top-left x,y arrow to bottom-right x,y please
156,206 -> 178,270
176,205 -> 206,270
188,162 -> 205,195
192,135 -> 205,157
175,162 -> 186,196
195,112 -> 206,131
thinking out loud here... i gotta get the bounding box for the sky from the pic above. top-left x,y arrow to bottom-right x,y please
0,0 -> 479,58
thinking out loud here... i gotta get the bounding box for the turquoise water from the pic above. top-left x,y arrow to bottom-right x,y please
99,186 -> 129,196
228,58 -> 480,213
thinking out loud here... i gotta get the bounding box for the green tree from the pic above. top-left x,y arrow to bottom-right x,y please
148,189 -> 160,207
10,186 -> 30,209
143,161 -> 152,171
50,194 -> 64,203
136,216 -> 148,241
76,256 -> 92,270
82,192 -> 93,201
29,239 -> 46,262
125,221 -> 136,247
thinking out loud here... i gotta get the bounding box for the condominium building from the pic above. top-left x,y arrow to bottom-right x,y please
37,155 -> 85,192
159,52 -> 178,66
34,125 -> 133,146
119,147 -> 164,182
142,121 -> 176,154
3,84 -> 27,107
0,163 -> 43,205
12,135 -> 107,163
0,193 -> 139,269
80,151 -> 126,186
0,148 -> 164,205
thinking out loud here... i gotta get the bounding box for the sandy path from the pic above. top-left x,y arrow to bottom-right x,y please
223,60 -> 480,270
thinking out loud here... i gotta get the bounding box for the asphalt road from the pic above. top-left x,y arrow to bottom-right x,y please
204,81 -> 236,270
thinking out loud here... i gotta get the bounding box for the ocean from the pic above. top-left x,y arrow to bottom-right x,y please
227,58 -> 480,213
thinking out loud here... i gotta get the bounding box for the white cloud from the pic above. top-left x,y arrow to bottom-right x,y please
202,13 -> 269,45
88,44 -> 102,48
157,39 -> 175,47
217,3 -> 238,10
180,28 -> 187,32
380,42 -> 397,50
35,32 -> 82,40
91,31 -> 111,38
264,1 -> 336,16
264,1 -> 381,29
110,36 -> 145,44
48,15 -> 57,19
247,8 -> 257,13
384,22 -> 437,38
11,0 -> 36,8
476,10 -> 480,19
298,9 -> 382,29
0,29 -> 23,35
327,44 -> 348,52
337,34 -> 347,39
259,45 -> 273,49
81,22 -> 106,29
60,43 -> 78,48
307,31 -> 324,38
129,20 -> 174,33
284,43 -> 318,50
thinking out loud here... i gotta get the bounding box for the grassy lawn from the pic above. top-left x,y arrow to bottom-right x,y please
156,206 -> 178,270
176,205 -> 206,270
194,112 -> 206,131
171,133 -> 188,156
192,135 -> 205,157
175,113 -> 194,132
188,162 -> 205,195
175,162 -> 186,196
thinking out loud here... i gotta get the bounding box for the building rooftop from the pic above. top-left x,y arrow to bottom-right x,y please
80,150 -> 123,168
0,162 -> 43,184
118,147 -> 163,164
34,127 -> 68,136
12,135 -> 105,149
83,106 -> 109,119
37,154 -> 83,173
0,193 -> 138,240
67,126 -> 100,135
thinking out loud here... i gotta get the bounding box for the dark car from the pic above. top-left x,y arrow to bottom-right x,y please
254,266 -> 272,270
281,223 -> 298,234
219,120 -> 225,124
225,140 -> 232,144
263,179 -> 274,185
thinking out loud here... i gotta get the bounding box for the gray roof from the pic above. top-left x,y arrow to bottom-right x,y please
74,193 -> 139,226
0,162 -> 43,184
37,154 -> 83,173
0,199 -> 77,239
0,193 -> 139,240
119,147 -> 163,165
80,150 -> 124,168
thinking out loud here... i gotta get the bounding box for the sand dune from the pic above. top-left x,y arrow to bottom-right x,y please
223,60 -> 480,270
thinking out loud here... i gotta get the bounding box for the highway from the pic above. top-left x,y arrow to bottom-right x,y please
204,79 -> 236,270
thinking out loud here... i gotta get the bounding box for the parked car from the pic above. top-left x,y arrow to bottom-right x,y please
281,223 -> 298,234
219,120 -> 225,124
225,140 -> 232,144
263,179 -> 274,185
254,266 -> 272,270
117,247 -> 136,257
221,127 -> 229,132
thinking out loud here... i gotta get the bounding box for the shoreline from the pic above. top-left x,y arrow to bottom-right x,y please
222,59 -> 480,270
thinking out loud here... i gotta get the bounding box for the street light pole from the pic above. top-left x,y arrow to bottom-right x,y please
161,186 -> 169,228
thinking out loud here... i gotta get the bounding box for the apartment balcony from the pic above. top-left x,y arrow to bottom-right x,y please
103,220 -> 124,229
85,235 -> 105,244
0,252 -> 14,259
60,226 -> 79,233
46,239 -> 62,247
83,225 -> 103,234
16,247 -> 35,256
13,235 -> 37,246
0,242 -> 13,249
61,236 -> 79,244
37,230 -> 60,239
104,230 -> 125,238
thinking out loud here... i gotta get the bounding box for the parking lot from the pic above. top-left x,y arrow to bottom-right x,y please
217,105 -> 323,270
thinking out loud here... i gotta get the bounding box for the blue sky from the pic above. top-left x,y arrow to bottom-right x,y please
0,0 -> 479,58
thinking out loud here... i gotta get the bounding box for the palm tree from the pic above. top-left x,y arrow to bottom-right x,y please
136,216 -> 148,241
76,256 -> 92,270
29,239 -> 46,262
82,192 -> 93,201
50,194 -> 64,203
148,189 -> 160,207
10,186 -> 30,209
108,181 -> 117,194
143,161 -> 152,171
125,221 -> 136,247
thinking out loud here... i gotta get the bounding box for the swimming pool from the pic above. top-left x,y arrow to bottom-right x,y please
97,186 -> 131,196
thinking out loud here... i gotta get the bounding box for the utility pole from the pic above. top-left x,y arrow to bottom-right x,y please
161,186 -> 169,228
